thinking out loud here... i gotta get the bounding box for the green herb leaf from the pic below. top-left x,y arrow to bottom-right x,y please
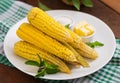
87,41 -> 104,48
67,0 -> 72,2
38,0 -> 51,11
37,54 -> 44,66
81,0 -> 93,7
45,61 -> 58,69
87,43 -> 95,48
45,62 -> 59,74
65,24 -> 70,29
25,60 -> 40,67
46,68 -> 59,74
35,69 -> 46,78
38,66 -> 46,72
72,0 -> 80,10
93,41 -> 104,46
25,55 -> 59,78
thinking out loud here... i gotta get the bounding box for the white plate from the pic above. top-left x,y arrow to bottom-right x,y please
4,10 -> 116,80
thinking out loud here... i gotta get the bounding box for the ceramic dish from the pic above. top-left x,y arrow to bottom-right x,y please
4,10 -> 116,80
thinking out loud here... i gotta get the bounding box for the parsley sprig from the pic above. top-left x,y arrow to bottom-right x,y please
25,54 -> 59,78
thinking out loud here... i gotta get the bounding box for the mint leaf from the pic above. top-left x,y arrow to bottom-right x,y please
87,41 -> 104,48
67,0 -> 72,2
37,54 -> 44,66
38,1 -> 51,11
45,61 -> 58,69
45,61 -> 59,74
46,68 -> 59,74
38,66 -> 46,72
87,43 -> 95,48
72,0 -> 80,10
25,55 -> 59,78
25,60 -> 40,67
82,0 -> 93,7
35,69 -> 46,78
65,24 -> 70,29
93,41 -> 104,46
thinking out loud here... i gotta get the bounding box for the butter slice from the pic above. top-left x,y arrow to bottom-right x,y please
73,21 -> 95,36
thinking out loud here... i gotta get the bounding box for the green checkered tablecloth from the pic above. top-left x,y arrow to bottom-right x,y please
0,0 -> 120,83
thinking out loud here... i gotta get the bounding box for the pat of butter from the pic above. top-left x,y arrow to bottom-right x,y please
74,21 -> 95,36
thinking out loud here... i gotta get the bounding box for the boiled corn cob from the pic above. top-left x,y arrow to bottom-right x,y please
27,7 -> 98,59
14,41 -> 71,73
16,23 -> 79,64
63,43 -> 89,67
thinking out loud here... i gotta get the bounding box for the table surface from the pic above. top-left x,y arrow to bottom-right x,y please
0,0 -> 120,83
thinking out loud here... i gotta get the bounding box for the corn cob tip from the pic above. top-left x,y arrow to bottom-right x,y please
86,46 -> 98,59
92,51 -> 98,59
27,7 -> 41,23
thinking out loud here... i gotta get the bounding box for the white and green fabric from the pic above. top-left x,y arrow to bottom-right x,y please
0,0 -> 120,83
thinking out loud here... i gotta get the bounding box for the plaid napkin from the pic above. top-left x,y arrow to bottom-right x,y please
0,0 -> 120,83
